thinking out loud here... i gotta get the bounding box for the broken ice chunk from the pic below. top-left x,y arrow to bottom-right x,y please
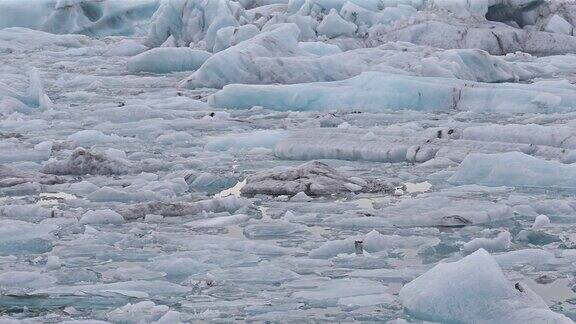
309,230 -> 439,259
42,148 -> 131,175
0,165 -> 63,188
240,161 -> 394,197
0,68 -> 52,110
316,9 -> 357,38
292,278 -> 389,308
119,196 -> 249,220
128,48 -> 211,74
532,215 -> 550,230
0,220 -> 56,255
0,271 -> 56,295
461,231 -> 512,255
107,301 -> 170,323
544,15 -> 574,36
79,209 -> 125,225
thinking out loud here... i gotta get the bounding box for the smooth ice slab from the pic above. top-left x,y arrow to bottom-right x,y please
128,48 -> 211,74
449,152 -> 576,189
210,72 -> 576,113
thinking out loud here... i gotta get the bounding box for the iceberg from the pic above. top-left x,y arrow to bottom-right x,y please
399,249 -> 572,323
182,23 -> 307,89
0,68 -> 53,110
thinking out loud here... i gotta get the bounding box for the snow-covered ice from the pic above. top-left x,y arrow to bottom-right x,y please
1,0 -> 576,322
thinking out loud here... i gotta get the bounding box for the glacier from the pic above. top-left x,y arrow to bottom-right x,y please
0,0 -> 576,322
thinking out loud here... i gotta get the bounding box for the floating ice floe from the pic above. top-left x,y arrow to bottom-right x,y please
449,152 -> 576,188
309,229 -> 439,258
128,48 -> 211,74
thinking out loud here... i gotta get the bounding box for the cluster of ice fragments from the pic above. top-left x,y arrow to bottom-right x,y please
1,0 -> 576,322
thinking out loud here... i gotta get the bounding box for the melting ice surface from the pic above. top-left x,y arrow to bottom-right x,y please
2,0 -> 576,322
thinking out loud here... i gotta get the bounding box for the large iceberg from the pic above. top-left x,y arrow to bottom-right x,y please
399,249 -> 572,323
210,72 -> 576,113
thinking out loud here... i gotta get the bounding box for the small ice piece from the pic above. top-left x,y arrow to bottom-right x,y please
291,191 -> 313,202
399,249 -> 572,323
145,214 -> 164,223
152,310 -> 183,324
185,213 -> 251,228
103,39 -> 147,57
461,231 -> 512,255
67,129 -> 122,147
316,9 -> 357,38
34,140 -> 53,151
532,215 -> 550,230
0,271 -> 56,293
42,148 -> 131,175
310,230 -> 439,259
107,301 -> 170,323
128,48 -> 211,73
433,0 -> 489,17
532,92 -> 562,108
119,196 -> 249,220
354,240 -> 363,256
361,131 -> 377,141
298,41 -> 342,56
46,255 -> 61,270
0,165 -> 63,188
292,278 -> 389,307
79,209 -> 125,225
240,161 -> 393,197
404,181 -> 432,194
148,257 -> 212,277
209,264 -> 299,284
544,15 -> 574,36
